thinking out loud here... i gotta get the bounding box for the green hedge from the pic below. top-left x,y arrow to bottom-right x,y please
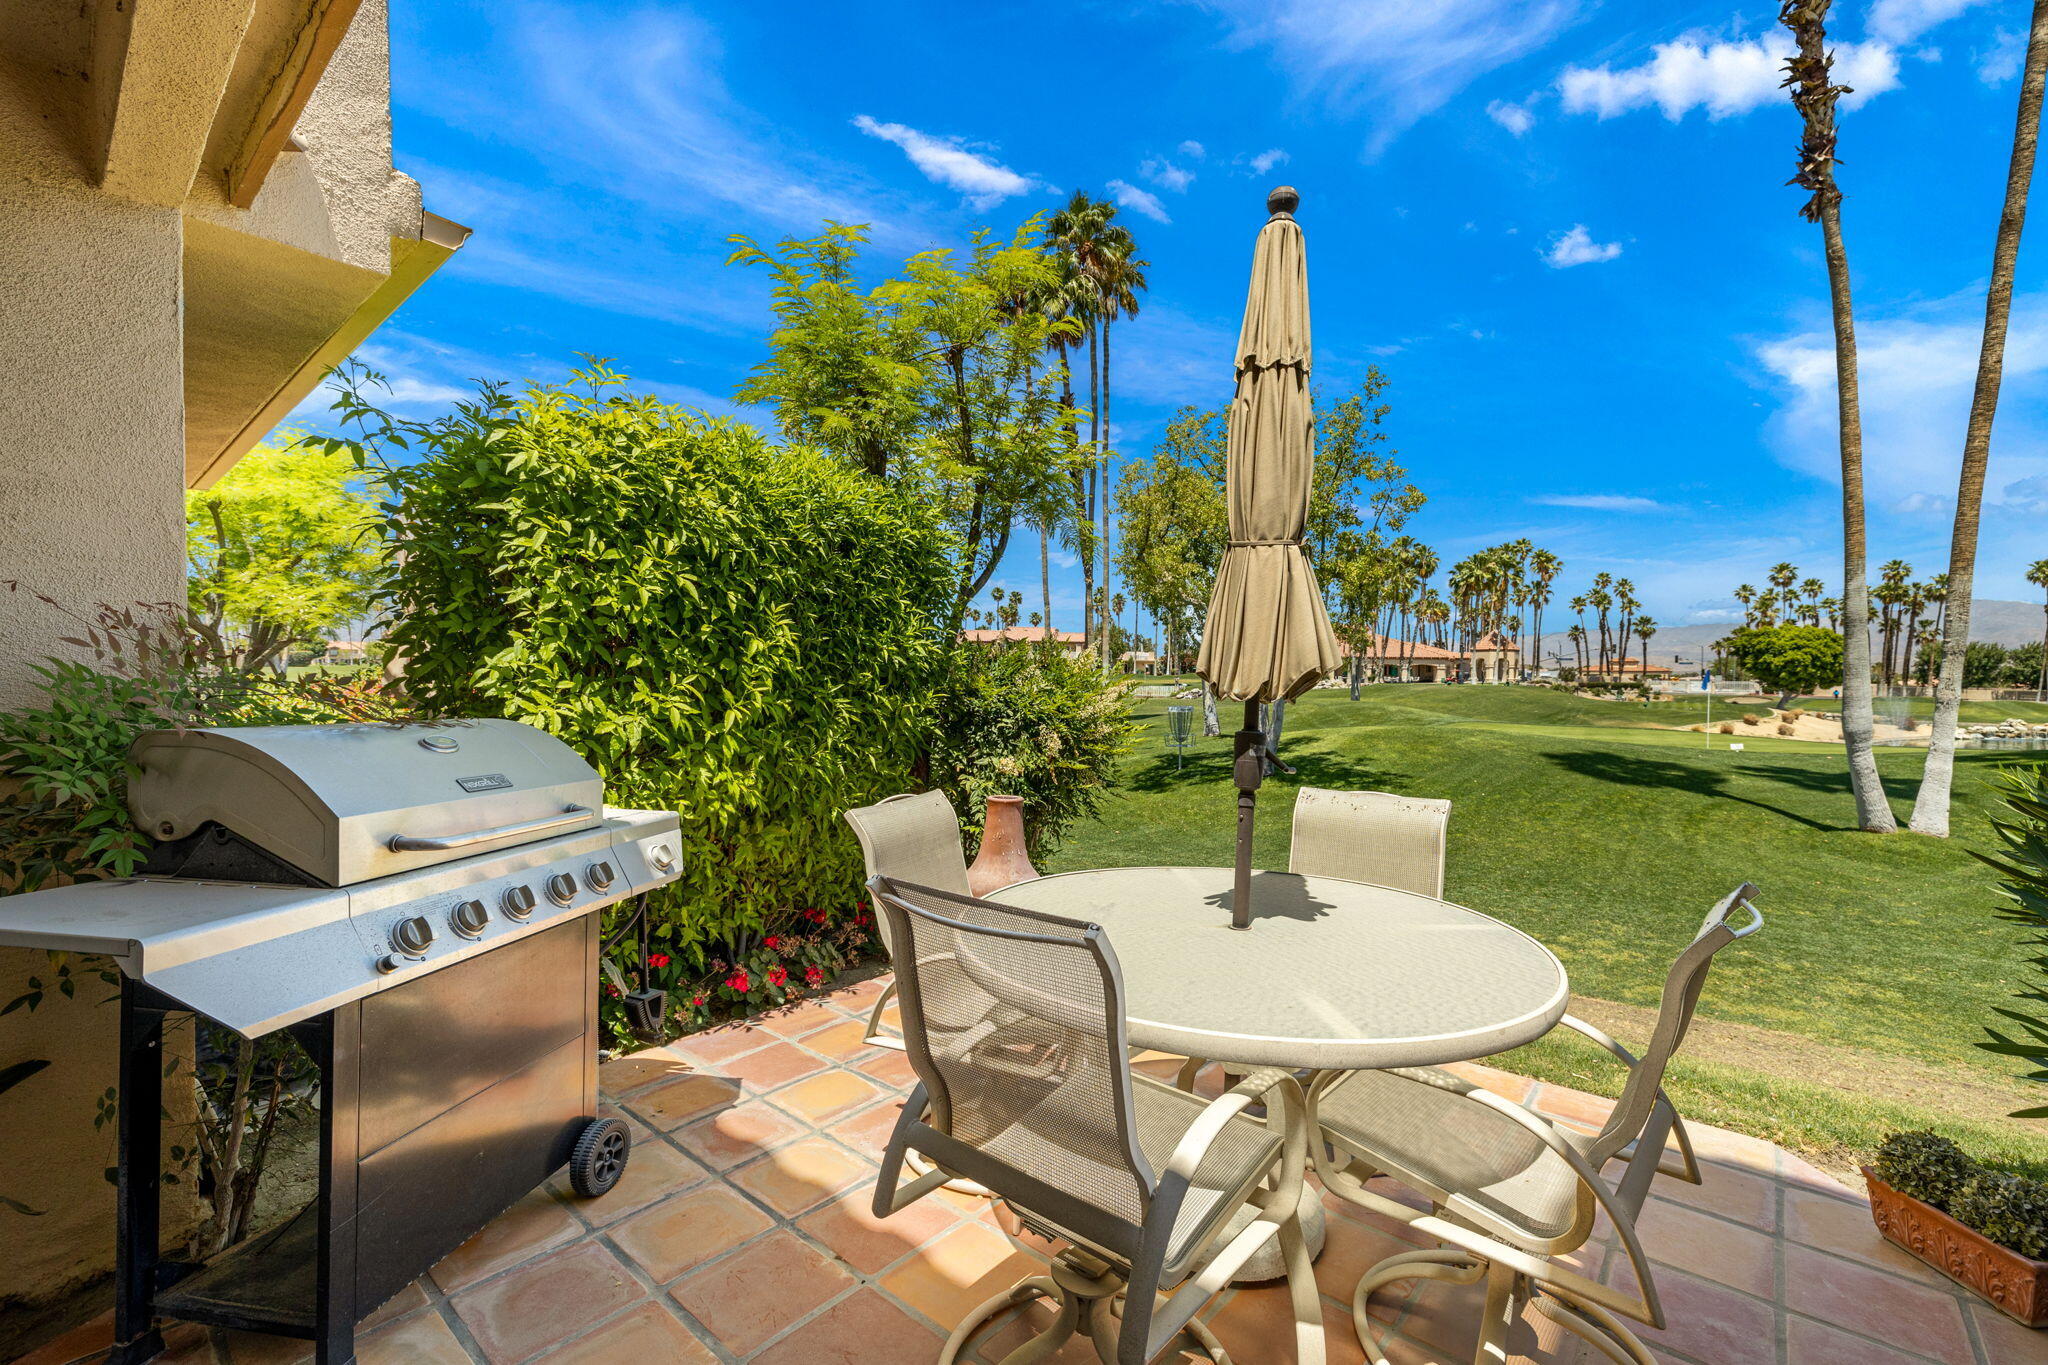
355,370 -> 955,961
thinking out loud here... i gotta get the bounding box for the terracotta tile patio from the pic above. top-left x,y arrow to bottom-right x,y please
20,974 -> 2045,1365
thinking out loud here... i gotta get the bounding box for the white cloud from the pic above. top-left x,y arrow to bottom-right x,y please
1977,28 -> 2027,85
1559,32 -> 1899,121
2003,473 -> 2048,513
1531,493 -> 1667,511
1542,224 -> 1622,267
1178,140 -> 1208,160
1487,97 -> 1537,135
1107,178 -> 1172,223
1140,157 -> 1196,192
1200,0 -> 1585,152
852,115 -> 1038,208
1867,0 -> 1993,47
1248,147 -> 1290,175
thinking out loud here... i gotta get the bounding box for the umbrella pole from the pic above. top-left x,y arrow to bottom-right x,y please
1231,699 -> 1264,929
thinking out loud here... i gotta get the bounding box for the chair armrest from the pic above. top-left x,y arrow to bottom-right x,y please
1557,1014 -> 1639,1067
1554,1016 -> 1700,1185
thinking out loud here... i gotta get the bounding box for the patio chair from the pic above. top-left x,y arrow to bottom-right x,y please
1288,787 -> 1451,898
1309,882 -> 1763,1365
843,791 -> 971,1050
869,875 -> 1325,1365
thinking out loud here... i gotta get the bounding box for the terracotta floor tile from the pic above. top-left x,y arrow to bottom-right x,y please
543,1301 -> 719,1364
450,1240 -> 644,1364
668,1229 -> 854,1356
1654,1159 -> 1779,1232
668,1023 -> 775,1067
630,1073 -> 742,1131
599,1045 -> 695,1096
149,1323 -> 216,1365
731,1136 -> 874,1216
798,1018 -> 880,1061
1783,1187 -> 1946,1286
759,997 -> 853,1039
1312,1200 -> 1432,1304
213,1330 -> 310,1363
357,1309 -> 471,1365
14,1311 -> 114,1365
1685,1124 -> 1784,1177
360,1279 -> 429,1331
798,1186 -> 961,1275
1635,1199 -> 1778,1297
612,1181 -> 776,1282
570,1137 -> 707,1227
831,974 -> 891,1007
1440,1060 -> 1537,1103
970,1295 -> 1124,1364
1969,1300 -> 2048,1364
771,1069 -> 888,1123
1393,1275 -> 1559,1363
709,1039 -> 833,1093
1779,1151 -> 1862,1200
1528,1083 -> 1616,1128
879,1221 -> 1045,1332
430,1187 -> 585,1291
1205,1284 -> 1368,1365
749,1288 -> 946,1365
832,1098 -> 911,1156
1787,1315 -> 1945,1365
670,1098 -> 808,1169
1605,1259 -> 1778,1365
1782,1243 -> 1973,1364
852,1046 -> 919,1090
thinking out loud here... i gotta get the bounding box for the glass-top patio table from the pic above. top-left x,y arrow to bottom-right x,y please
992,866 -> 1570,1073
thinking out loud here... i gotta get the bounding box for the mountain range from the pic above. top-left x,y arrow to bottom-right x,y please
1521,598 -> 2048,668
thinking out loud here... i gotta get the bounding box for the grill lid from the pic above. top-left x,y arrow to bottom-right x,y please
128,720 -> 603,887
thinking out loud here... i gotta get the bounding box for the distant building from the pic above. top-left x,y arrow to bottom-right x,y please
961,626 -> 1088,660
1117,650 -> 1161,675
1336,632 -> 1524,684
1582,657 -> 1674,683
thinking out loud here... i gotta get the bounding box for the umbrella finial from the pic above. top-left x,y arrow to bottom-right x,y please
1266,185 -> 1300,218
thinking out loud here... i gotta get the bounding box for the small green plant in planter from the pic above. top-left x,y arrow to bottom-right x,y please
1869,1130 -> 2048,1321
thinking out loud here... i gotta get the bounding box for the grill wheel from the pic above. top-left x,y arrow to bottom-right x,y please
568,1116 -> 631,1197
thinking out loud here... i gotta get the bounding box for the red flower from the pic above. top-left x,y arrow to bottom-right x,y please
647,953 -> 671,969
804,965 -> 826,987
804,908 -> 828,924
602,982 -> 619,998
690,995 -> 706,1009
764,935 -> 783,951
726,971 -> 751,994
767,965 -> 789,989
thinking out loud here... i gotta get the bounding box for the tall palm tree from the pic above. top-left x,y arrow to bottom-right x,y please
2028,558 -> 2048,695
1782,0 -> 1895,830
1043,194 -> 1116,648
1636,617 -> 1658,680
1799,577 -> 1826,626
1529,548 -> 1562,676
1092,235 -> 1149,671
1913,0 -> 2048,835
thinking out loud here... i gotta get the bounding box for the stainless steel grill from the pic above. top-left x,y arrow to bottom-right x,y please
0,719 -> 682,1365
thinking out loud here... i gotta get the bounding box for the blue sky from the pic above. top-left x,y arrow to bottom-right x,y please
304,0 -> 2048,630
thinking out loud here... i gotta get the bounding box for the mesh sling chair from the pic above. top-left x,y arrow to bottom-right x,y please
843,791 -> 973,1051
1309,883 -> 1763,1365
1288,788 -> 1452,899
868,876 -> 1326,1365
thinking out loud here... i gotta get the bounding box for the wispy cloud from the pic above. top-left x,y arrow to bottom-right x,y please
1198,0 -> 1585,152
1542,224 -> 1621,267
1487,97 -> 1537,136
1531,493 -> 1667,511
1248,147 -> 1290,175
1107,178 -> 1172,223
1559,31 -> 1900,121
1140,157 -> 1197,192
1977,28 -> 2027,85
1178,140 -> 1207,160
1866,0 -> 1994,47
852,116 -> 1039,208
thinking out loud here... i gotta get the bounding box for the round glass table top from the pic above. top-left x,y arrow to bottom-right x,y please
991,866 -> 1568,1071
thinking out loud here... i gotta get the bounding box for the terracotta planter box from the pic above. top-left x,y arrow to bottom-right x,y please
1863,1168 -> 2048,1327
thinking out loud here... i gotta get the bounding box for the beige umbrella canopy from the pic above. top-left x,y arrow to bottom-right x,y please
1196,186 -> 1342,928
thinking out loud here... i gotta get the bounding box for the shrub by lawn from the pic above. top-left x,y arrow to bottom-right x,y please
1050,683 -> 2048,1173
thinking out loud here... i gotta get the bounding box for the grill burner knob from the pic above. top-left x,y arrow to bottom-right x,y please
546,872 -> 578,906
648,844 -> 675,872
391,915 -> 435,957
502,885 -> 537,921
586,860 -> 616,891
451,899 -> 491,938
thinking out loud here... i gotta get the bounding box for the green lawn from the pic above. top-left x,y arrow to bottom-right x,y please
1051,683 -> 2048,1171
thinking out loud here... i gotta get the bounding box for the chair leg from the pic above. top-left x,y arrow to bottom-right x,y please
1349,1249 -> 1488,1365
939,1276 -> 1067,1365
1281,1208 -> 1327,1365
1473,1260 -> 1518,1365
1528,1287 -> 1660,1365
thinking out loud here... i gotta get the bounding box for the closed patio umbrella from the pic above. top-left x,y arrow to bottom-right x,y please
1196,186 -> 1342,928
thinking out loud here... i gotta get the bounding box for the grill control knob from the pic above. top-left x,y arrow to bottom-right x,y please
502,885 -> 537,921
648,844 -> 676,872
450,899 -> 491,939
391,915 -> 435,956
546,872 -> 578,906
586,860 -> 616,892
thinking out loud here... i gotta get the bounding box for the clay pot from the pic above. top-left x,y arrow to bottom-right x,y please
1865,1168 -> 2048,1326
967,795 -> 1039,896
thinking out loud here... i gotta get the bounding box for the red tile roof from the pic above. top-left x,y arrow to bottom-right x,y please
961,627 -> 1085,645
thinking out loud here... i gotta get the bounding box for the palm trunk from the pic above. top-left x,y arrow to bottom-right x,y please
1100,320 -> 1114,673
1201,681 -> 1220,737
1912,1 -> 2048,836
1039,519 -> 1053,631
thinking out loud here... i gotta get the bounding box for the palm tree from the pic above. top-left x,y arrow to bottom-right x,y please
1092,236 -> 1149,671
1799,577 -> 1826,626
1733,582 -> 1757,628
1526,550 -> 1561,672
1636,617 -> 1658,680
1781,0 -> 1896,831
2028,558 -> 2048,696
1043,194 -> 1116,648
1913,0 -> 2048,835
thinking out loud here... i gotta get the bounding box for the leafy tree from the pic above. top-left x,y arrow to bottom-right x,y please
1114,410 -> 1228,679
2031,558 -> 2048,693
1724,624 -> 1845,707
2004,641 -> 2046,691
184,435 -> 381,674
1965,641 -> 2012,689
729,221 -> 1083,624
1781,0 -> 1896,832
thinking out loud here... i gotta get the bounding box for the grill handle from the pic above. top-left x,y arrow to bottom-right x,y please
387,805 -> 594,853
